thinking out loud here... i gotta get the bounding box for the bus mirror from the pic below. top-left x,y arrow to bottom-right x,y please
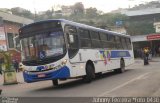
69,35 -> 74,43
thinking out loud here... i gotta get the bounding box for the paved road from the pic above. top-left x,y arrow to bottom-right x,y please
1,58 -> 160,97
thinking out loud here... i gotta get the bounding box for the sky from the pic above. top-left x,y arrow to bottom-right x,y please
0,0 -> 158,13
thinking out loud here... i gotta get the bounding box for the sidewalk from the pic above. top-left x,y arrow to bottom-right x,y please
0,72 -> 24,86
135,57 -> 160,62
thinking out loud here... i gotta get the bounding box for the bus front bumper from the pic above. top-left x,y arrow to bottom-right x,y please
23,66 -> 70,83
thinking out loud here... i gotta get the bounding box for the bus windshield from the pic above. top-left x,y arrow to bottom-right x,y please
21,31 -> 65,61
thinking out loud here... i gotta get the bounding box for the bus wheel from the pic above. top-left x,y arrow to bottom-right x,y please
52,79 -> 58,86
114,60 -> 125,73
84,64 -> 95,83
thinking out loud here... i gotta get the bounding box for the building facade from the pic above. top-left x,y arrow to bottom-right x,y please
154,22 -> 160,33
0,11 -> 33,62
117,8 -> 160,57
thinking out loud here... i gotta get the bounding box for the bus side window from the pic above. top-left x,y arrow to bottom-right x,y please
99,32 -> 108,48
115,36 -> 123,49
108,34 -> 116,49
90,31 -> 101,48
121,37 -> 127,50
100,32 -> 108,41
65,25 -> 79,58
126,38 -> 132,50
79,28 -> 91,48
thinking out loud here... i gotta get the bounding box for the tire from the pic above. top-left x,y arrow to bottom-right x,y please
83,64 -> 95,83
114,60 -> 125,73
52,79 -> 58,86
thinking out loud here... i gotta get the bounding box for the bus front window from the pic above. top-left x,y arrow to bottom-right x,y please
21,31 -> 65,62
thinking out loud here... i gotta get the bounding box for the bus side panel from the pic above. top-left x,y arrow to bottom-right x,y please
68,49 -> 134,78
124,50 -> 135,66
69,49 -> 109,77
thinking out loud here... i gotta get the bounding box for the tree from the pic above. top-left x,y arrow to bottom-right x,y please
85,7 -> 99,18
11,7 -> 34,19
97,13 -> 128,27
126,21 -> 155,35
72,2 -> 84,15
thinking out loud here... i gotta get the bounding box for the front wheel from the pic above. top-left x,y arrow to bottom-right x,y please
83,64 -> 95,83
52,79 -> 58,86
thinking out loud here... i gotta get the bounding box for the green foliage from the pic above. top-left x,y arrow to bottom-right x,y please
85,7 -> 98,18
128,1 -> 160,11
0,51 -> 12,70
72,2 -> 85,15
11,7 -> 34,19
126,21 -> 155,35
7,1 -> 157,36
97,13 -> 128,27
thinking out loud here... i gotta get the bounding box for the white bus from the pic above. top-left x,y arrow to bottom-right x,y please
18,19 -> 134,86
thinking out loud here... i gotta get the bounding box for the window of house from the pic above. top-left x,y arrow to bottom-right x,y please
7,33 -> 14,48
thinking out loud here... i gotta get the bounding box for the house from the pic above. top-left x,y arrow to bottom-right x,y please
0,11 -> 33,62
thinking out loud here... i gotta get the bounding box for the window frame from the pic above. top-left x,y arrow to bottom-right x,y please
78,28 -> 92,49
64,25 -> 79,59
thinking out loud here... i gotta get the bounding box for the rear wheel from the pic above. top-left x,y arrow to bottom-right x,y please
114,60 -> 125,73
83,64 -> 95,83
52,79 -> 58,86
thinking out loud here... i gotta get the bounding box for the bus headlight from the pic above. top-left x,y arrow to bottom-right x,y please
61,59 -> 67,66
24,70 -> 30,74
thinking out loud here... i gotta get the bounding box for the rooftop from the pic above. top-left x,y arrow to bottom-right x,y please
0,11 -> 33,24
121,8 -> 160,16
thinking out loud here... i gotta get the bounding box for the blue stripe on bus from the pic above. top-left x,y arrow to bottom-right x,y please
111,51 -> 131,58
23,66 -> 70,83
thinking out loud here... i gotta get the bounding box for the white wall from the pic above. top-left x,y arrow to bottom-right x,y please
154,22 -> 160,33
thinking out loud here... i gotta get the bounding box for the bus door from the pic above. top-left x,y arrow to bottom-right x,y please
64,25 -> 79,63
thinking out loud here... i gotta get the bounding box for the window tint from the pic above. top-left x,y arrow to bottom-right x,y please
108,34 -> 115,42
65,26 -> 78,49
79,29 -> 90,38
90,31 -> 99,40
65,25 -> 79,58
79,28 -> 91,48
65,25 -> 77,33
100,32 -> 108,41
126,38 -> 132,50
80,38 -> 91,48
115,36 -> 123,49
121,37 -> 127,49
101,41 -> 114,49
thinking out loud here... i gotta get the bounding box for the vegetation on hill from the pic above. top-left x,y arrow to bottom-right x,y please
1,1 -> 159,35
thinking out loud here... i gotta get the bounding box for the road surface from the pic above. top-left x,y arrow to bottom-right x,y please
1,58 -> 160,97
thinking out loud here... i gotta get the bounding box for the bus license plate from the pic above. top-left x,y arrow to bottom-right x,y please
38,74 -> 46,78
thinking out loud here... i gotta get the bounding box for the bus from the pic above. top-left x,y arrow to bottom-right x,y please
18,19 -> 134,86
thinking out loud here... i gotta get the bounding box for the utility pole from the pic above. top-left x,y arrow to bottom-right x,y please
128,0 -> 135,8
33,0 -> 37,22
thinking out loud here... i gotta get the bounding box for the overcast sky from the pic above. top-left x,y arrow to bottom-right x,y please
0,0 -> 158,13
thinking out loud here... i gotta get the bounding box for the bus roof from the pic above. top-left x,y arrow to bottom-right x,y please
20,19 -> 130,38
